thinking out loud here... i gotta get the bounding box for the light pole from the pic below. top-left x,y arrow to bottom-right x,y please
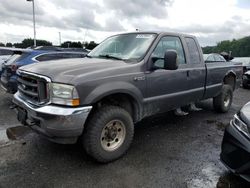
27,0 -> 36,47
59,32 -> 61,46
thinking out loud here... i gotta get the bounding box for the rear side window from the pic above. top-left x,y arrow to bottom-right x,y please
35,54 -> 62,61
35,53 -> 84,61
185,37 -> 201,64
60,53 -> 83,58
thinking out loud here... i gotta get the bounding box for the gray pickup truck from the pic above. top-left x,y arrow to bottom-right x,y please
12,32 -> 242,162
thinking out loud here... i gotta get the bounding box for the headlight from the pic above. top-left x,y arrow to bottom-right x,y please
233,114 -> 249,137
50,83 -> 80,106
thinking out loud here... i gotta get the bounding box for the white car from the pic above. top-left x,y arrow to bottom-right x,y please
0,48 -> 13,74
232,57 -> 250,73
203,53 -> 226,63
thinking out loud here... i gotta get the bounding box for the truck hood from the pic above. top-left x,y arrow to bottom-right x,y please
18,57 -> 131,83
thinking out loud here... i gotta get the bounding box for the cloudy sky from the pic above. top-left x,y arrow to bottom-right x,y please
0,0 -> 249,46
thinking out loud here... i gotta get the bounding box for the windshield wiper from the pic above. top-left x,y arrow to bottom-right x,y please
98,54 -> 123,60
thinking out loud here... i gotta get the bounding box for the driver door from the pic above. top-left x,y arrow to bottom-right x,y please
145,35 -> 190,113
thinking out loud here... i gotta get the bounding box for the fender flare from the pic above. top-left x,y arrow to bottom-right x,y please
83,81 -> 144,120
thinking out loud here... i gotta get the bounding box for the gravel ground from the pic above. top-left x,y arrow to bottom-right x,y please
0,88 -> 250,188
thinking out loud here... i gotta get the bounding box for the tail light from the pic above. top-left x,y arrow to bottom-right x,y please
10,64 -> 18,72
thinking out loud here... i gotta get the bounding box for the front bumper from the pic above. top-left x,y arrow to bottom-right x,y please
220,121 -> 250,182
13,92 -> 92,144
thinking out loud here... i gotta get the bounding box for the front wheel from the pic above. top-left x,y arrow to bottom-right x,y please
213,85 -> 233,113
82,105 -> 134,163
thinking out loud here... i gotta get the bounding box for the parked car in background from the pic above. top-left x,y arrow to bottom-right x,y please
232,57 -> 250,73
242,70 -> 250,89
203,53 -> 226,63
220,101 -> 250,182
1,48 -> 87,93
0,48 -> 13,76
33,46 -> 89,53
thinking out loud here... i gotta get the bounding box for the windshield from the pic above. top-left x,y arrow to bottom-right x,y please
89,33 -> 156,61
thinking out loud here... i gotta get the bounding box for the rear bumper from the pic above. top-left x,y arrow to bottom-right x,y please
13,92 -> 92,144
220,122 -> 250,182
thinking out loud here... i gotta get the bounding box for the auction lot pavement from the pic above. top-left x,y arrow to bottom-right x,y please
0,88 -> 250,188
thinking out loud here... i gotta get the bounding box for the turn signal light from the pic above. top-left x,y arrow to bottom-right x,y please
72,99 -> 80,106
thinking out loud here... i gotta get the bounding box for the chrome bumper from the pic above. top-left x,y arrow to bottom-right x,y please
13,92 -> 92,144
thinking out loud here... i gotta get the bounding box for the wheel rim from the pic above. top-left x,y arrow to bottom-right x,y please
224,94 -> 230,107
100,120 -> 126,152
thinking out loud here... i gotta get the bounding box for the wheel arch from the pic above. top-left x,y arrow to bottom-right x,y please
84,82 -> 144,122
223,71 -> 236,90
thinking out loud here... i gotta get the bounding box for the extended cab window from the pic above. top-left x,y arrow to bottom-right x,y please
152,36 -> 186,68
185,37 -> 201,64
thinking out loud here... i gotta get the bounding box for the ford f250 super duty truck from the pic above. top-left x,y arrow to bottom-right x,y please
12,32 -> 243,163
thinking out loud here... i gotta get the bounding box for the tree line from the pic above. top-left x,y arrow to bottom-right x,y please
1,36 -> 249,57
0,38 -> 98,50
202,36 -> 250,57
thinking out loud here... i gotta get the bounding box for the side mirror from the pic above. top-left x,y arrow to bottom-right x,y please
164,50 -> 178,70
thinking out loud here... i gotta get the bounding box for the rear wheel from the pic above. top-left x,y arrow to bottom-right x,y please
83,105 -> 134,163
213,85 -> 233,113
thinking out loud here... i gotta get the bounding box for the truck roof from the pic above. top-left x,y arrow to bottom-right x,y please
116,31 -> 195,38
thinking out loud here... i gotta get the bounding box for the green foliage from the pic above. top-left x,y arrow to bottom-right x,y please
13,38 -> 52,48
6,43 -> 12,47
0,42 -> 5,47
202,36 -> 250,57
83,41 -> 98,50
61,41 -> 83,48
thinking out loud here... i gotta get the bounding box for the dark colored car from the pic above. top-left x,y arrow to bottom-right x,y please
220,102 -> 250,182
1,48 -> 86,93
242,70 -> 250,89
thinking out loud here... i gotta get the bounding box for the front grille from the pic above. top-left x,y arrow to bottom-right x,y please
17,71 -> 49,104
